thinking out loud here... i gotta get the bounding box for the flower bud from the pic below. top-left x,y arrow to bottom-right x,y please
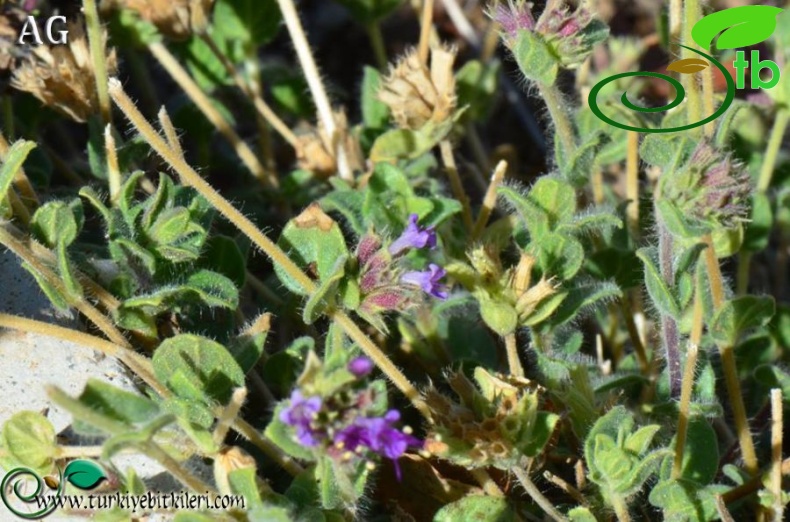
213,446 -> 257,497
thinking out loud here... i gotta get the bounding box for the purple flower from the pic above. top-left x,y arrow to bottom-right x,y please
279,390 -> 323,447
388,214 -> 437,256
490,1 -> 536,43
348,356 -> 374,377
401,264 -> 449,299
335,410 -> 422,480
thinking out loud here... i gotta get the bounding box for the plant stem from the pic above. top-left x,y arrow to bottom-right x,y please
82,0 -> 112,125
231,418 -> 304,476
465,123 -> 493,192
0,313 -> 162,395
275,0 -> 352,181
367,22 -> 388,70
504,332 -> 524,378
658,219 -> 681,398
771,389 -> 784,522
757,108 -> 789,193
472,160 -> 507,241
147,41 -> 273,187
143,441 -> 217,493
105,125 -> 122,205
417,0 -> 435,65
0,227 -> 129,348
682,0 -> 702,135
512,465 -> 568,521
672,343 -> 699,479
470,469 -> 504,497
109,81 -> 428,419
716,495 -> 737,522
537,82 -> 576,155
611,494 -> 632,522
199,32 -> 300,151
440,140 -> 474,233
626,132 -> 640,239
543,470 -> 587,506
619,297 -> 649,375
213,387 -> 247,447
669,0 -> 682,60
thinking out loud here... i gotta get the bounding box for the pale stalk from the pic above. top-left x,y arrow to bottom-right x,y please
213,387 -> 247,447
417,0 -> 436,65
199,33 -> 300,150
158,107 -> 185,158
440,140 -> 474,233
504,332 -> 524,378
716,495 -> 737,522
543,470 -> 587,506
682,0 -> 702,134
82,0 -> 111,125
472,160 -> 507,241
672,343 -> 699,479
512,465 -> 568,522
0,226 -> 128,347
611,494 -> 632,522
109,80 -> 428,418
771,389 -> 784,522
703,235 -> 758,475
146,42 -> 273,187
469,468 -> 504,497
626,132 -> 639,239
275,0 -> 352,181
105,125 -> 122,205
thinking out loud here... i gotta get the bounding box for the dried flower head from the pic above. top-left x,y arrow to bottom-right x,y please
296,109 -> 364,178
105,0 -> 214,40
378,46 -> 457,130
11,23 -> 118,122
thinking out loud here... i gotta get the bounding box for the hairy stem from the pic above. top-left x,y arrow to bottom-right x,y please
440,140 -> 474,233
658,219 -> 681,398
105,125 -> 122,205
626,132 -> 640,239
472,160 -> 507,241
275,0 -> 352,181
682,0 -> 702,135
771,389 -> 784,522
611,493 -> 632,522
672,343 -> 699,479
82,0 -> 112,125
109,80 -> 428,418
147,41 -> 273,187
512,465 -> 568,521
537,82 -> 576,155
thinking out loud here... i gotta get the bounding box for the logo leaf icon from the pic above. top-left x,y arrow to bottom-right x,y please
63,460 -> 107,490
692,5 -> 784,50
666,58 -> 710,74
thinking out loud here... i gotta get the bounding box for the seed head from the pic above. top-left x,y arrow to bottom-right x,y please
11,23 -> 118,122
378,46 -> 457,130
104,0 -> 215,40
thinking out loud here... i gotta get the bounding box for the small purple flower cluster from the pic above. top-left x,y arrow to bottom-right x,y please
278,357 -> 422,479
356,214 -> 450,320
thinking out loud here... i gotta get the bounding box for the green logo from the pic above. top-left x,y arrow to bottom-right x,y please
588,5 -> 785,133
1,460 -> 107,519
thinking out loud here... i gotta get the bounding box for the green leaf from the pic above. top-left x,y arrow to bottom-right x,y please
0,140 -> 36,202
675,418 -> 718,485
63,460 -> 107,490
656,199 -> 710,239
568,507 -> 598,522
213,0 -> 282,49
31,199 -> 83,248
199,235 -> 247,288
455,59 -> 501,122
227,468 -> 263,510
1,411 -> 56,475
476,294 -> 518,336
76,379 -> 160,429
433,495 -> 517,522
527,177 -> 577,231
498,185 -> 548,237
711,296 -> 776,346
22,261 -> 69,311
546,280 -> 621,326
527,232 -> 585,280
56,244 -> 82,300
153,335 -> 245,404
649,479 -> 727,521
185,269 -> 240,309
512,30 -> 559,85
521,412 -> 559,457
361,66 -> 390,129
275,204 -> 350,296
320,190 -> 365,235
637,247 -> 681,318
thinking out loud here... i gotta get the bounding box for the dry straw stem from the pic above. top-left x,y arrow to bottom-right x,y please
512,464 -> 569,522
108,80 -> 430,419
543,470 -> 588,506
626,132 -> 639,239
417,0 -> 436,65
469,468 -> 505,497
472,159 -> 507,241
770,389 -> 784,522
440,140 -> 474,233
82,0 -> 112,125
275,0 -> 352,181
504,332 -> 524,378
105,125 -> 122,204
146,42 -> 275,188
213,387 -> 248,447
0,226 -> 128,347
682,0 -> 703,135
702,234 -> 758,475
198,33 -> 300,150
